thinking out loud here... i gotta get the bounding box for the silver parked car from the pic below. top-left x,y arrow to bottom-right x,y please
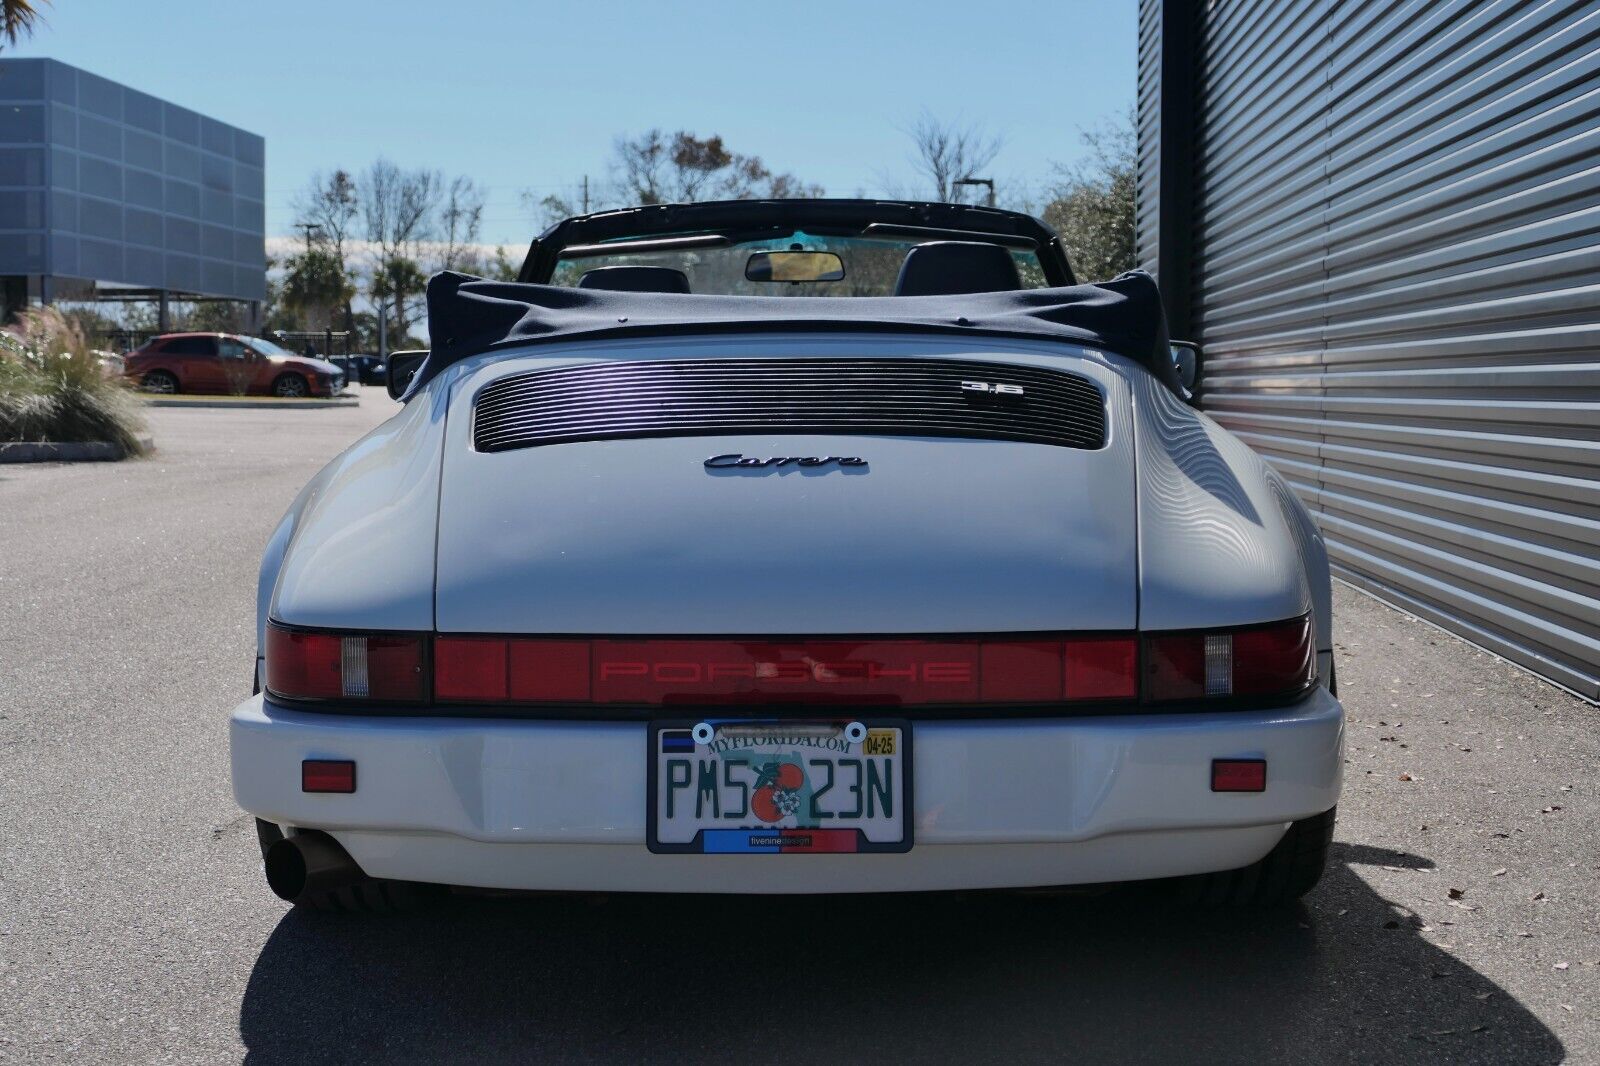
231,200 -> 1342,911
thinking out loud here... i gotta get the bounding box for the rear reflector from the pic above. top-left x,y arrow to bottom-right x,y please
1211,759 -> 1266,792
1145,616 -> 1313,703
302,759 -> 356,793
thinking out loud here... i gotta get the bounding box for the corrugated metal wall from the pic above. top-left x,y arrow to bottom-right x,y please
1139,0 -> 1600,701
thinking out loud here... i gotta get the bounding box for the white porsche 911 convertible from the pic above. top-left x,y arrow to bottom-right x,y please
231,199 -> 1343,911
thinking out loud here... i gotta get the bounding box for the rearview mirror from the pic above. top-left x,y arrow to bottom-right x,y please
745,250 -> 845,283
386,350 -> 428,400
1170,340 -> 1202,402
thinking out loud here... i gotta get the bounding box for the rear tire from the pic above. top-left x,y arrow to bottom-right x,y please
272,373 -> 309,398
1174,806 -> 1335,906
142,370 -> 178,394
295,879 -> 444,913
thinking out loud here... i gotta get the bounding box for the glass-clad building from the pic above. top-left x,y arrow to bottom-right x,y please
0,58 -> 265,319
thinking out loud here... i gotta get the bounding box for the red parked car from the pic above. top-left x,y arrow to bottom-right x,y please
124,333 -> 346,397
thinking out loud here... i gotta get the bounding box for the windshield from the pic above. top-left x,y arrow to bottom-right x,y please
551,230 -> 1047,297
249,337 -> 294,357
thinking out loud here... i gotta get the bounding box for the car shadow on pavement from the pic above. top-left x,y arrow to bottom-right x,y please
238,841 -> 1563,1065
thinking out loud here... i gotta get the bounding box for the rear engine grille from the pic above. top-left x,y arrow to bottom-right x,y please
472,358 -> 1106,452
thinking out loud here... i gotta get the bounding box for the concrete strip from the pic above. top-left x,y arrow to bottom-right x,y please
0,435 -> 153,463
142,396 -> 359,409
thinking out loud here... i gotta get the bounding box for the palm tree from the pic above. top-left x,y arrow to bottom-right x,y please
1,0 -> 45,49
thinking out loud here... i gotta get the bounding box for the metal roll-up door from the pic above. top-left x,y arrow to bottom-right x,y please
1139,0 -> 1600,700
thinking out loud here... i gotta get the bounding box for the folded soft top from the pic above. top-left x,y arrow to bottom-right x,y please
416,269 -> 1174,394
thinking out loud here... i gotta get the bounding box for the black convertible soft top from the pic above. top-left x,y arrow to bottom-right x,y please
416,268 -> 1174,394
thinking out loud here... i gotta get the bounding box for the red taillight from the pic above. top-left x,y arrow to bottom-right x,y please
433,636 -> 1137,707
1144,616 -> 1313,703
435,637 -> 593,702
264,622 -> 1311,709
265,624 -> 426,702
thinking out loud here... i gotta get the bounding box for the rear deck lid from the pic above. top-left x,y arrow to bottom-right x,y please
434,336 -> 1138,635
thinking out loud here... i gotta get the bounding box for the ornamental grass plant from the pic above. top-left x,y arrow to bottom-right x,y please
0,308 -> 147,455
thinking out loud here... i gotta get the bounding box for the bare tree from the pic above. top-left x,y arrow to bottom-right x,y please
363,159 -> 440,258
611,130 -> 823,205
902,111 -> 1004,202
362,159 -> 441,338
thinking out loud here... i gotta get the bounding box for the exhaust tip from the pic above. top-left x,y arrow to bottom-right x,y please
264,831 -> 363,903
264,837 -> 311,901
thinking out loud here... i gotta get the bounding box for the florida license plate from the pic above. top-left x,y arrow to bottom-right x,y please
648,720 -> 911,854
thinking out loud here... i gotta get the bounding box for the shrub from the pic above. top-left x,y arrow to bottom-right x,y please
0,308 -> 147,455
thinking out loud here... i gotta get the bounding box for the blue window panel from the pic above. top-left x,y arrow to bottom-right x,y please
78,156 -> 121,199
236,164 -> 264,201
124,245 -> 163,286
235,263 -> 265,300
50,233 -> 78,275
79,197 -> 121,240
201,187 -> 231,225
201,152 -> 231,192
234,230 -> 264,264
0,190 -> 43,228
0,104 -> 46,143
76,73 -> 121,119
0,145 -> 45,186
50,190 -> 75,230
165,179 -> 199,218
201,223 -> 231,259
0,58 -> 47,99
124,168 -> 163,211
44,146 -> 72,189
78,236 -> 121,278
166,141 -> 199,182
123,90 -> 163,133
165,216 -> 199,254
43,59 -> 75,106
202,258 -> 232,294
200,117 -> 231,155
235,200 -> 264,235
125,128 -> 162,172
49,103 -> 76,148
77,113 -> 122,161
0,232 -> 44,271
166,252 -> 200,290
236,132 -> 264,168
125,206 -> 163,247
163,103 -> 198,146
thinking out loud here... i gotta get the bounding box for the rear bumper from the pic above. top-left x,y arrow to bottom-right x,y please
230,690 -> 1344,893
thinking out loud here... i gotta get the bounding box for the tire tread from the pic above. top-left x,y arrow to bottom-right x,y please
1176,806 -> 1335,906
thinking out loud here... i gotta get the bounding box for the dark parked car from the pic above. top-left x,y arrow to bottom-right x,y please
124,333 -> 346,397
332,354 -> 388,386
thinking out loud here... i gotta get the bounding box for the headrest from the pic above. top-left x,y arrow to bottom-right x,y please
577,265 -> 692,293
893,241 -> 1021,297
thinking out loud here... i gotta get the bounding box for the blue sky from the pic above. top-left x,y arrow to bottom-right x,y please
9,0 -> 1136,246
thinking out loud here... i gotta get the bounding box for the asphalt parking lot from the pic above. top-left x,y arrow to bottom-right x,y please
0,391 -> 1594,1064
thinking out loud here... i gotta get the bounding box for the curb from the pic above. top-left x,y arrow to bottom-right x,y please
142,395 -> 359,409
0,435 -> 155,463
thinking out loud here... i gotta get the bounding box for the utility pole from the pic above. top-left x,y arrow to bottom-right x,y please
294,222 -> 322,253
954,177 -> 995,208
582,175 -> 590,214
